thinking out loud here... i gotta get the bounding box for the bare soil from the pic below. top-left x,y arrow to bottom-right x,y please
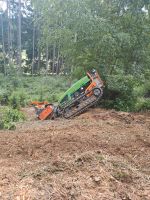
0,108 -> 150,200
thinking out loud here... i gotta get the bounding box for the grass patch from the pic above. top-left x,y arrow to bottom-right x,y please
0,75 -> 69,105
0,107 -> 25,130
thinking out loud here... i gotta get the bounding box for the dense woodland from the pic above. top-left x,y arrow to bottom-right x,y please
0,0 -> 150,129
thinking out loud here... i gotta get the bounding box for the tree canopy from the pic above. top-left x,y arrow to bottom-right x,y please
0,0 -> 150,112
31,0 -> 150,76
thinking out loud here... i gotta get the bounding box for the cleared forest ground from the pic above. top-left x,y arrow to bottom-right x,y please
0,108 -> 150,200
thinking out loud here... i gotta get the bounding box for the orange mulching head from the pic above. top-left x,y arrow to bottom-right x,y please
30,101 -> 49,108
38,105 -> 54,120
31,101 -> 54,120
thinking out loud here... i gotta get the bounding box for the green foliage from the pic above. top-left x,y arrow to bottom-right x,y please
9,91 -> 27,109
32,0 -> 150,112
11,77 -> 22,89
32,0 -> 150,76
135,98 -> 150,112
1,0 -> 150,113
0,90 -> 11,105
0,75 -> 68,106
72,67 -> 86,79
0,107 -> 25,130
102,74 -> 150,111
1,70 -> 149,112
47,91 -> 65,103
9,93 -> 20,109
102,75 -> 137,111
71,67 -> 150,112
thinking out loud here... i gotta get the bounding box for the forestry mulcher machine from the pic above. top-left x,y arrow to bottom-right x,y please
32,69 -> 104,120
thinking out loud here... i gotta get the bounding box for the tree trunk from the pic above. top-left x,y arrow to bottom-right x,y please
37,21 -> 41,74
37,47 -> 41,74
46,44 -> 49,75
18,0 -> 22,73
11,0 -> 15,63
7,0 -> 10,66
56,48 -> 60,75
1,13 -> 6,76
52,44 -> 56,74
9,9 -> 13,62
32,21 -> 35,76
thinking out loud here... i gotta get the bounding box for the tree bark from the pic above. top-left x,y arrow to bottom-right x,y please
1,13 -> 6,76
46,44 -> 49,75
18,0 -> 22,73
32,20 -> 35,76
7,0 -> 10,66
9,7 -> 13,62
37,21 -> 41,74
37,46 -> 41,74
56,48 -> 60,75
52,44 -> 56,74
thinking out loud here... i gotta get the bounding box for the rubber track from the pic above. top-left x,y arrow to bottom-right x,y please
63,88 -> 102,119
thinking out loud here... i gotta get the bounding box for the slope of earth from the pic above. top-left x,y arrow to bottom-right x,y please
0,108 -> 150,200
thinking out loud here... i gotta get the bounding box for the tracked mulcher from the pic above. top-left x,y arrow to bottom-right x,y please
32,69 -> 104,120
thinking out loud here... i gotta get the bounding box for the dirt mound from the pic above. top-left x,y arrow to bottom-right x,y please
0,108 -> 150,199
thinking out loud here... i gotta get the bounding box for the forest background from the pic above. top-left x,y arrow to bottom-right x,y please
0,0 -> 150,129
